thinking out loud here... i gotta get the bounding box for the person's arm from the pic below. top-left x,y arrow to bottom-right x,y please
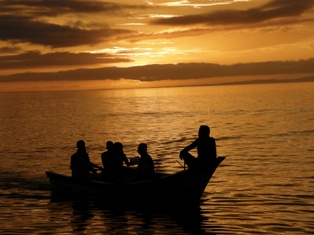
70,154 -> 75,170
179,139 -> 198,159
122,153 -> 131,166
182,139 -> 198,152
101,153 -> 105,168
70,157 -> 72,170
86,154 -> 98,174
211,138 -> 217,158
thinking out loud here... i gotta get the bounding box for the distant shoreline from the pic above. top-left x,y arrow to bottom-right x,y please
157,75 -> 314,90
0,75 -> 313,93
213,75 -> 314,86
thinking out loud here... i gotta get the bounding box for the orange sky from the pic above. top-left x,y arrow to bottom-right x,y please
1,0 -> 314,92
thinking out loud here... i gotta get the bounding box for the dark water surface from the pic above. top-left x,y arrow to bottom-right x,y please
0,82 -> 313,234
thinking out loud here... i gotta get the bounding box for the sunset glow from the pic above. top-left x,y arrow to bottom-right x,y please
1,0 -> 314,92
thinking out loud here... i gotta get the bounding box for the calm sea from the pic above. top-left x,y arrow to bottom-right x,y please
0,82 -> 313,234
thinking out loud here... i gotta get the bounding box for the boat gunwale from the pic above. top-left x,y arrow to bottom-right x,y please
46,156 -> 225,188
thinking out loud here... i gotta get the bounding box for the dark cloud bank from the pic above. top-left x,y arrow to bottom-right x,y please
152,0 -> 314,26
1,58 -> 313,83
0,51 -> 131,69
2,0 -> 313,49
0,1 -> 145,48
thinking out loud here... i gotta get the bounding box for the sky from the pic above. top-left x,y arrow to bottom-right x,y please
0,0 -> 314,92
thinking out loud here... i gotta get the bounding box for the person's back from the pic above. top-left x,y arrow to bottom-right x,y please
196,136 -> 216,165
107,142 -> 130,180
112,142 -> 129,168
137,143 -> 154,179
101,141 -> 115,178
70,140 -> 93,178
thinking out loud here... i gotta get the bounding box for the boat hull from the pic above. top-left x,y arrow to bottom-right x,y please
46,157 -> 225,204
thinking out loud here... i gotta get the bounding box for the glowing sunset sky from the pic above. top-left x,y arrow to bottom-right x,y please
1,0 -> 314,92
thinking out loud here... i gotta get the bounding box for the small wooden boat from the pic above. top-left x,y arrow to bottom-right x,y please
46,157 -> 225,204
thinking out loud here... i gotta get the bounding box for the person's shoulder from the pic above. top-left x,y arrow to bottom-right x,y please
147,155 -> 153,162
208,137 -> 216,145
71,152 -> 78,157
143,153 -> 153,159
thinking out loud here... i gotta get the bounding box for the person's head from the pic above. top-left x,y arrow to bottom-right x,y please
76,140 -> 86,150
113,142 -> 123,153
198,125 -> 210,139
137,143 -> 147,155
106,141 -> 114,151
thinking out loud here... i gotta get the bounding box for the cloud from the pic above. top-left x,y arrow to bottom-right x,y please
0,15 -> 134,48
156,0 -> 241,8
0,46 -> 21,54
151,0 -> 314,26
0,0 -> 147,16
1,0 -> 313,88
0,51 -> 132,69
1,58 -> 313,83
0,0 -> 150,48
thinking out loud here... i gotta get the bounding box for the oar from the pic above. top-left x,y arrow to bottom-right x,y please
91,163 -> 104,172
176,160 -> 186,170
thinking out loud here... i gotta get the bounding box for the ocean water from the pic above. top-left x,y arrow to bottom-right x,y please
0,82 -> 313,234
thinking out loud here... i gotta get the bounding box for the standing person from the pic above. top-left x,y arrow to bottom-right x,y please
179,125 -> 217,170
70,140 -> 97,178
136,143 -> 154,179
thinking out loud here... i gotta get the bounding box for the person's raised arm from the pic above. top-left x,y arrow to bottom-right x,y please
180,139 -> 198,159
182,139 -> 198,152
122,153 -> 131,167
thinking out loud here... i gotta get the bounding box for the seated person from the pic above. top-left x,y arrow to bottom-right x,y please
136,143 -> 155,179
180,125 -> 217,170
112,142 -> 131,167
70,140 -> 97,178
101,140 -> 114,178
107,142 -> 131,180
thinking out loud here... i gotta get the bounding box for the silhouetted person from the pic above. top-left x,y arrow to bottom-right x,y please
100,141 -> 115,179
104,142 -> 130,180
70,140 -> 97,178
179,125 -> 216,170
112,142 -> 131,167
101,141 -> 114,168
136,143 -> 154,179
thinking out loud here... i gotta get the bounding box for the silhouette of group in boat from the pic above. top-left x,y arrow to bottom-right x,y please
46,125 -> 225,202
70,125 -> 217,181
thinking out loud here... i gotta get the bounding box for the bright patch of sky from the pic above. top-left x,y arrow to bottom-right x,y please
148,0 -> 250,8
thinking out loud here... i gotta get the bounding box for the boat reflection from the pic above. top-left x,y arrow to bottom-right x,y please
51,198 -> 218,234
70,200 -> 94,232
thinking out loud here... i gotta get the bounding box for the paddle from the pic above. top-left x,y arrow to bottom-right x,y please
176,160 -> 186,170
91,163 -> 104,172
